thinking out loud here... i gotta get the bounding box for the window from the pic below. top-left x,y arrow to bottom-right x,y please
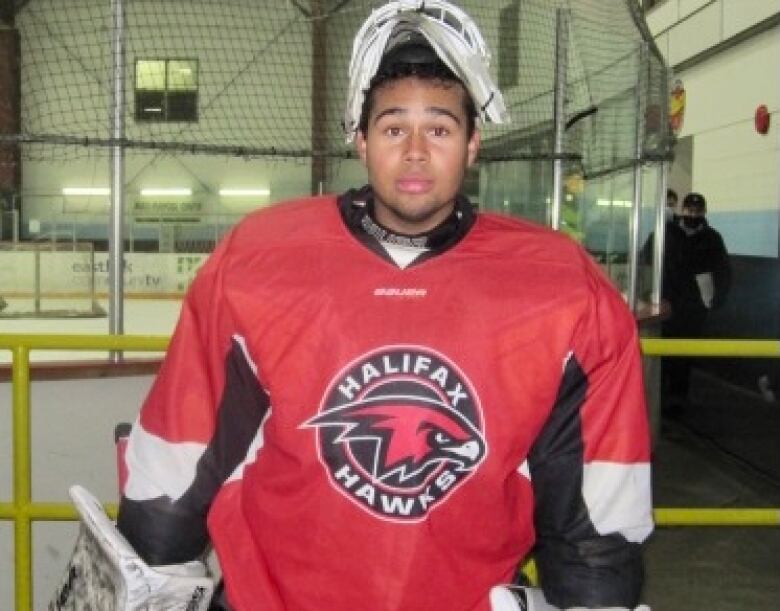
135,59 -> 198,122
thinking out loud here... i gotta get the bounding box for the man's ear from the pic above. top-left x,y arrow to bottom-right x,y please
355,130 -> 368,165
466,128 -> 481,167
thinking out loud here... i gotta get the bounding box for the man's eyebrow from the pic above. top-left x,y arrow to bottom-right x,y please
372,106 -> 462,125
372,107 -> 406,124
425,106 -> 462,125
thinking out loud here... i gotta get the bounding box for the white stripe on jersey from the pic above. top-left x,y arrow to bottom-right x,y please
124,419 -> 206,502
232,333 -> 258,375
562,349 -> 574,373
517,459 -> 531,480
227,408 -> 272,483
582,461 -> 653,543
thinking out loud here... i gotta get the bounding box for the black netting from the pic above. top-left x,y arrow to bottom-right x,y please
1,0 -> 672,174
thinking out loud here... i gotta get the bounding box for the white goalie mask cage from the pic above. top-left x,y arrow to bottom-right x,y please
344,0 -> 510,142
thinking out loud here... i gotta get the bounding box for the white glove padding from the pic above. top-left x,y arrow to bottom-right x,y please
49,485 -> 214,611
490,585 -> 651,611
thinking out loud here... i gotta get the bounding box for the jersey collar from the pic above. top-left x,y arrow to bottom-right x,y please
338,185 -> 476,268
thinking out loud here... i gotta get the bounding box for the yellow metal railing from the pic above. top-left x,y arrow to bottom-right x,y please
640,338 -> 780,358
0,334 -> 169,611
643,338 -> 780,529
1,334 -> 778,610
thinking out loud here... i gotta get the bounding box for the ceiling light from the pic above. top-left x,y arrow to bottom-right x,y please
140,188 -> 192,197
62,187 -> 110,196
219,188 -> 271,197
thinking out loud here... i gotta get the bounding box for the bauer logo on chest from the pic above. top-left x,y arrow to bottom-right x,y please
302,346 -> 487,521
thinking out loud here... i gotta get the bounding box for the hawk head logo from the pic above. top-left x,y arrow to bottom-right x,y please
307,381 -> 484,487
303,347 -> 487,521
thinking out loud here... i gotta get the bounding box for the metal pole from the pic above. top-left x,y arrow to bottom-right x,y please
89,245 -> 98,313
109,0 -> 126,337
33,249 -> 40,314
652,162 -> 668,305
310,0 -> 328,196
12,345 -> 32,611
550,9 -> 569,230
606,177 -> 616,278
627,43 -> 648,311
11,205 -> 19,242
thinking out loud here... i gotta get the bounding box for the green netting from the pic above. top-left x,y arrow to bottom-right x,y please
1,0 -> 672,175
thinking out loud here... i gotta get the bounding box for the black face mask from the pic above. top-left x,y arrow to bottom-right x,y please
681,216 -> 704,230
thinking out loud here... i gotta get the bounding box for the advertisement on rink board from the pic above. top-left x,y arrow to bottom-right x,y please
0,251 -> 207,297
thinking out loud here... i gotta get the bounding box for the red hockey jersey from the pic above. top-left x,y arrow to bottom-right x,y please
118,195 -> 653,610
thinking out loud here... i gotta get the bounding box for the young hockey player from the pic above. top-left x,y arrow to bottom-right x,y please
52,2 -> 653,610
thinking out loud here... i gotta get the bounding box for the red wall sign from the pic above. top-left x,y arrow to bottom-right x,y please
755,104 -> 770,135
670,79 -> 685,136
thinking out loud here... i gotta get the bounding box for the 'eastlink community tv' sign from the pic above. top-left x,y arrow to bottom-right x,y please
0,252 -> 207,297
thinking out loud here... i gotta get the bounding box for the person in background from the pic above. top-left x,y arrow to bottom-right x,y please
641,188 -> 683,261
660,191 -> 730,410
52,3 -> 653,610
642,188 -> 685,303
664,188 -> 680,220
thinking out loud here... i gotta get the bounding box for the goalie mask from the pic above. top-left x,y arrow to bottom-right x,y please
344,0 -> 510,142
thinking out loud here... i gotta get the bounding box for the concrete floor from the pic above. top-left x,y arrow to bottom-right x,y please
643,369 -> 780,610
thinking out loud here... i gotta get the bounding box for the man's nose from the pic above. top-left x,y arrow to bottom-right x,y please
404,130 -> 428,161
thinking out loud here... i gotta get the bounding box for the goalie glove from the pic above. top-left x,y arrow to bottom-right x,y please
49,485 -> 214,611
489,585 -> 651,611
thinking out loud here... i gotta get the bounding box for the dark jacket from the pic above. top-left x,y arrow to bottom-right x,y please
643,218 -> 731,315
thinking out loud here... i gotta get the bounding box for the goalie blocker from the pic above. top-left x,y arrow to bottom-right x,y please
49,485 -> 214,611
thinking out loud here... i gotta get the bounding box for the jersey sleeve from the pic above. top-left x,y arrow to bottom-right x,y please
528,253 -> 654,609
117,233 -> 272,565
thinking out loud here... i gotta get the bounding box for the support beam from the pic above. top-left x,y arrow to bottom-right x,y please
310,0 -> 328,195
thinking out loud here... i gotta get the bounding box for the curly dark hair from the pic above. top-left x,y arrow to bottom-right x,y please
357,60 -> 478,138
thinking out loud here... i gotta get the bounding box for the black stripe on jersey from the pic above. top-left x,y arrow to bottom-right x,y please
118,338 -> 270,565
528,354 -> 643,609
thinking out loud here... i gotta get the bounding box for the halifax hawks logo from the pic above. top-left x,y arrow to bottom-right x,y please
302,346 -> 487,521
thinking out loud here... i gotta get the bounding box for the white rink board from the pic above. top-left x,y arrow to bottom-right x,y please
0,252 -> 207,297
